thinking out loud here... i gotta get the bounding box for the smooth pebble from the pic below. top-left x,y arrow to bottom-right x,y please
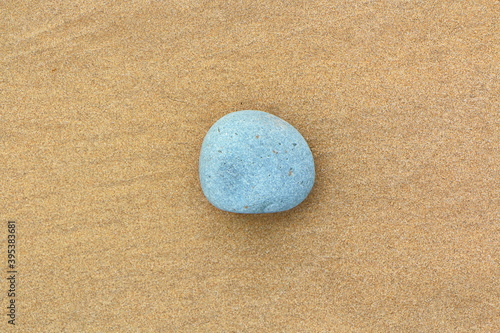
199,110 -> 315,214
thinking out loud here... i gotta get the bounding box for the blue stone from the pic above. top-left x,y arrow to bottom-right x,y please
199,110 -> 315,214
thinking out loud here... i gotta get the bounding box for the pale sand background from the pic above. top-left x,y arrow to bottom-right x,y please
1,1 -> 499,332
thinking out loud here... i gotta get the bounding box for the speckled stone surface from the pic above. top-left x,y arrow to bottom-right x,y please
199,110 -> 315,213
